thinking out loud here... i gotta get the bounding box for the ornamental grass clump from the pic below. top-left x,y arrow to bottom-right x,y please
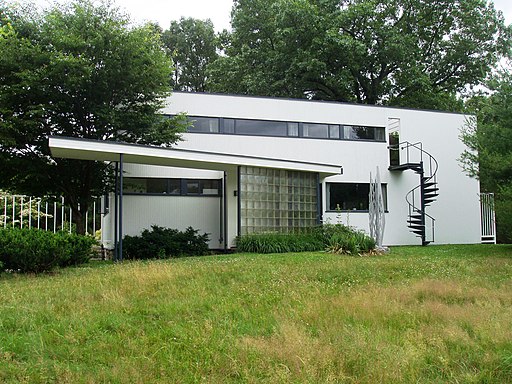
322,223 -> 376,255
236,224 -> 376,255
236,231 -> 324,253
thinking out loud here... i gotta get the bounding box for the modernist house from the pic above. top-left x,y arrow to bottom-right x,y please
49,92 -> 488,250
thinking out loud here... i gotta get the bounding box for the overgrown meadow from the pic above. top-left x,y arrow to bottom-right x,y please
1,245 -> 511,383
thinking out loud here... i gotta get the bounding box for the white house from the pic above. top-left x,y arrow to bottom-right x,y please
50,92 -> 487,250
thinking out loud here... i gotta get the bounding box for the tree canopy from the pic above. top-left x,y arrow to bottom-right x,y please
208,0 -> 511,110
0,1 -> 185,232
461,70 -> 512,241
162,17 -> 219,92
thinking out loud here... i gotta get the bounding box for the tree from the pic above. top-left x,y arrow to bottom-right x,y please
161,17 -> 219,92
208,0 -> 510,110
0,1 -> 185,234
461,70 -> 512,242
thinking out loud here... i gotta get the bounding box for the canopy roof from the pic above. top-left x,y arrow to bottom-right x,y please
49,136 -> 342,177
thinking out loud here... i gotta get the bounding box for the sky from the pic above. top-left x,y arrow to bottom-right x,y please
25,0 -> 512,32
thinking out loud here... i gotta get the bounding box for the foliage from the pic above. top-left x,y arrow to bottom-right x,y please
122,225 -> 210,260
0,245 -> 512,382
162,17 -> 219,92
0,1 -> 186,233
208,0 -> 510,110
461,69 -> 512,242
236,224 -> 375,254
236,231 -> 324,253
0,228 -> 96,273
320,223 -> 376,254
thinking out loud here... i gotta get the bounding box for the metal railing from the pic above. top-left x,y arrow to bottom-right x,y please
399,141 -> 438,244
0,194 -> 101,235
480,193 -> 496,244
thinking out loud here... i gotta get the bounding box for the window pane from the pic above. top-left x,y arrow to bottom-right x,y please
169,179 -> 181,195
201,180 -> 220,195
342,125 -> 356,140
147,179 -> 168,194
235,119 -> 288,136
342,125 -> 384,141
287,122 -> 299,136
329,124 -> 340,139
353,126 -> 375,140
303,123 -> 328,138
375,127 -> 386,141
224,118 -> 235,134
328,183 -> 387,211
328,183 -> 369,211
186,181 -> 200,194
188,116 -> 219,133
124,178 -> 147,193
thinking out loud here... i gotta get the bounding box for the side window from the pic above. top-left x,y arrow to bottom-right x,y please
327,183 -> 387,211
123,178 -> 221,196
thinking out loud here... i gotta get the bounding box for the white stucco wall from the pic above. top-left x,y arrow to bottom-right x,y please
103,92 -> 482,248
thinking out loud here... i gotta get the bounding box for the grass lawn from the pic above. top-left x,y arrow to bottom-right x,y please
1,244 -> 512,383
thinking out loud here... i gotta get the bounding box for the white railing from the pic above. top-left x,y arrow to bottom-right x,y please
480,193 -> 496,244
0,194 -> 101,235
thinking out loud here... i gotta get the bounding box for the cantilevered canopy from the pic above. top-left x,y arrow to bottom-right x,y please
48,136 -> 342,176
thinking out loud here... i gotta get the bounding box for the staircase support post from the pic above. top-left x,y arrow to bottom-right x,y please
419,161 -> 427,246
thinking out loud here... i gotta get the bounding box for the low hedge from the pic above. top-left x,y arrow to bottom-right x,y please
123,225 -> 210,260
0,228 -> 96,273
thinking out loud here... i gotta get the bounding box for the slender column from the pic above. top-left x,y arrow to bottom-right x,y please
61,197 -> 65,231
3,196 -> 7,228
12,196 -> 15,228
28,197 -> 32,229
119,153 -> 124,261
114,162 -> 119,261
237,166 -> 241,237
92,201 -> 96,234
316,173 -> 322,225
223,171 -> 228,252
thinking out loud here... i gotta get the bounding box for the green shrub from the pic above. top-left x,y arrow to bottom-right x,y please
236,231 -> 324,254
236,224 -> 376,255
324,224 -> 376,255
123,226 -> 210,260
58,232 -> 97,267
0,228 -> 96,273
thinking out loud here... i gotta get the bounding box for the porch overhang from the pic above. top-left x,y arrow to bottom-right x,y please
48,136 -> 343,177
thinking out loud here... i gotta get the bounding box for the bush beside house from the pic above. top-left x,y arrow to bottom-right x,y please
0,228 -> 96,273
122,226 -> 210,260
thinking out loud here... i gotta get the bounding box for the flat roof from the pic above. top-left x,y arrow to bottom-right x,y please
49,136 -> 342,177
171,91 -> 468,116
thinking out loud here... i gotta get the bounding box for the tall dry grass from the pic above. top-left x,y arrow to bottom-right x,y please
0,245 -> 511,383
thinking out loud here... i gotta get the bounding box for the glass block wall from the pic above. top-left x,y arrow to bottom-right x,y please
239,166 -> 319,235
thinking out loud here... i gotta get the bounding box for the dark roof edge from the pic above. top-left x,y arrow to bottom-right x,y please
171,90 -> 469,117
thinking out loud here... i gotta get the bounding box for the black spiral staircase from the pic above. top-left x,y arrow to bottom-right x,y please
389,142 -> 439,246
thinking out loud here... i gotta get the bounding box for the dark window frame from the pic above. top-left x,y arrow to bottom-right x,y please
176,115 -> 386,143
123,177 -> 222,197
326,182 -> 388,212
